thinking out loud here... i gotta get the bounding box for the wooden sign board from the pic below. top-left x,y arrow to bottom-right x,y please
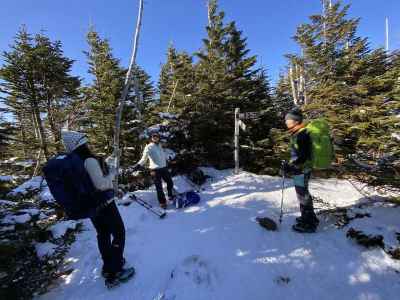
239,112 -> 262,120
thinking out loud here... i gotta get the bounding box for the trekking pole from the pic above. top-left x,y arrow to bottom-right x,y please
279,161 -> 286,224
130,194 -> 166,219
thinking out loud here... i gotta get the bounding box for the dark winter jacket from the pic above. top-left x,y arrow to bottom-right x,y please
289,127 -> 312,172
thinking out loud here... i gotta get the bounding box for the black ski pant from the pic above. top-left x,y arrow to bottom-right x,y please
90,201 -> 125,274
151,167 -> 174,205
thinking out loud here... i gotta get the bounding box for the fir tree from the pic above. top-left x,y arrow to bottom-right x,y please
184,0 -> 276,168
82,28 -> 155,163
0,27 -> 80,159
158,44 -> 196,114
82,28 -> 127,154
277,0 -> 400,188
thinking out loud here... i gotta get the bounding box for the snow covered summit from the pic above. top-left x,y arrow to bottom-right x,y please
39,169 -> 400,300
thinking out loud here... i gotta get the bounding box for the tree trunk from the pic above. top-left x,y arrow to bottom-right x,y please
289,67 -> 298,105
113,0 -> 144,196
18,112 -> 27,159
33,103 -> 49,160
33,148 -> 43,177
46,99 -> 62,152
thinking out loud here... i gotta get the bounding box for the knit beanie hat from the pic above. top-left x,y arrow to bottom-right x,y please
285,108 -> 303,123
61,130 -> 88,153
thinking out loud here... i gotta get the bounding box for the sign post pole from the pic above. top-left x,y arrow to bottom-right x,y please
234,108 -> 240,174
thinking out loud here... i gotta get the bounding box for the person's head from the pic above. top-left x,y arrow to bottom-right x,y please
151,132 -> 161,144
61,130 -> 89,154
285,108 -> 303,129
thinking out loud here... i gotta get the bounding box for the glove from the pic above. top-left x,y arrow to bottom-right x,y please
281,161 -> 299,177
281,160 -> 293,176
105,154 -> 118,169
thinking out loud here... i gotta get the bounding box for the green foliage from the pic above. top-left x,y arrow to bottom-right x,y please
275,0 -> 400,188
80,28 -> 155,162
155,0 -> 278,169
0,27 -> 81,159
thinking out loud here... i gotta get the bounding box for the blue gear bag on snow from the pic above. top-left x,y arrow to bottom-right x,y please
175,191 -> 200,209
43,153 -> 114,220
175,191 -> 201,209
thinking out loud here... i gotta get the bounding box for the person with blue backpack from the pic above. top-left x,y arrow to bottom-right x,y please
44,131 -> 134,288
282,108 -> 320,233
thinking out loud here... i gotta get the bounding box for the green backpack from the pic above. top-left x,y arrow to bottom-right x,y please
305,119 -> 334,169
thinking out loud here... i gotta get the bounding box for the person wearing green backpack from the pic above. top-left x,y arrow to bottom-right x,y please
282,108 -> 333,233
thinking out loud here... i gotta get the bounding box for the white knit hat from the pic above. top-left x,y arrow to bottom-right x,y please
61,130 -> 88,153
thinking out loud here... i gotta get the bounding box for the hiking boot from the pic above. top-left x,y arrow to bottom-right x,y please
102,258 -> 126,278
292,221 -> 317,233
168,195 -> 176,205
296,216 -> 319,226
105,267 -> 135,289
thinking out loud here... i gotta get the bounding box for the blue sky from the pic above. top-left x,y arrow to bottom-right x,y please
1,0 -> 399,86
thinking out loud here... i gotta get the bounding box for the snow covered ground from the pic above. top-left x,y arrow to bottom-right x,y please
39,169 -> 400,300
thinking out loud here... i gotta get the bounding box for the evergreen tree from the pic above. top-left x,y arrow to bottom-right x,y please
0,27 -> 80,159
0,114 -> 14,160
184,0 -> 276,168
82,29 -> 127,154
277,0 -> 400,187
82,28 -> 155,163
158,44 -> 195,114
121,65 -> 155,164
273,74 -> 295,119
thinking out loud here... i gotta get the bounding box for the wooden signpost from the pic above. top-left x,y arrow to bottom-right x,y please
234,108 -> 264,174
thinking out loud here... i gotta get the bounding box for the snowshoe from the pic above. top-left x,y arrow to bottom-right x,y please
101,258 -> 126,278
295,216 -> 320,227
292,221 -> 317,233
256,217 -> 278,231
105,267 -> 135,289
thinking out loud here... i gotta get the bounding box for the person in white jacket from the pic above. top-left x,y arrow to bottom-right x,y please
133,132 -> 174,209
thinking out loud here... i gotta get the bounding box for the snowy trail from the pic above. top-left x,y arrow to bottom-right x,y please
39,170 -> 400,300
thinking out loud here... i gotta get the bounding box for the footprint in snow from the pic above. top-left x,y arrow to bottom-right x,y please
275,276 -> 291,286
155,255 -> 218,300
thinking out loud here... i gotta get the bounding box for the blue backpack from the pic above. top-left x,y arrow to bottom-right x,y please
43,153 -> 113,220
175,191 -> 201,209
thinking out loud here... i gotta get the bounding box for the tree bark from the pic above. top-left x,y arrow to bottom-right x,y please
32,101 -> 49,160
289,67 -> 298,105
46,98 -> 62,152
113,0 -> 144,195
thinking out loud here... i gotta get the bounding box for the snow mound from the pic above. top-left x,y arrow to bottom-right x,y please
35,242 -> 57,259
19,208 -> 41,216
50,221 -> 79,239
39,186 -> 54,203
8,176 -> 44,197
159,112 -> 178,120
2,213 -> 31,225
0,175 -> 16,182
0,199 -> 17,206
